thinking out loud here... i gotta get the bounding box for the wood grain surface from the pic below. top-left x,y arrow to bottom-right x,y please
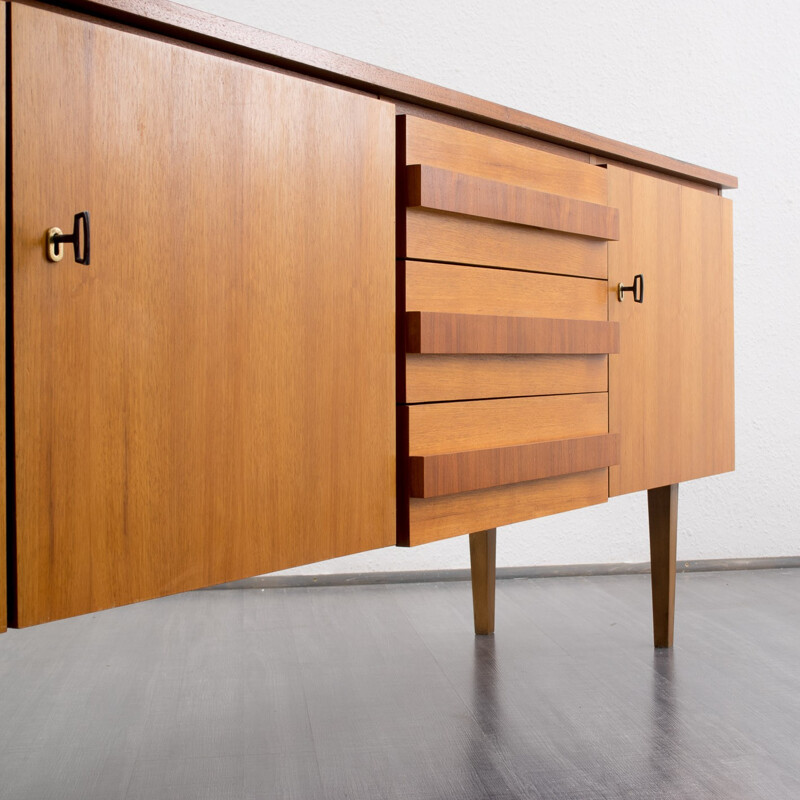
402,115 -> 608,204
405,209 -> 608,278
19,0 -> 738,188
404,469 -> 609,546
405,354 -> 607,403
608,167 -> 734,496
406,312 -> 619,355
406,394 -> 609,456
648,484 -> 678,648
399,395 -> 610,543
405,261 -> 607,320
401,261 -> 609,401
10,4 -> 395,626
409,434 -> 620,497
469,529 -> 496,635
395,99 -> 602,162
589,153 -> 721,195
407,165 -> 620,240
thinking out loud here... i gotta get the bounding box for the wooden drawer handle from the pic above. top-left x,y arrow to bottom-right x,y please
409,434 -> 620,498
406,164 -> 619,240
406,311 -> 620,355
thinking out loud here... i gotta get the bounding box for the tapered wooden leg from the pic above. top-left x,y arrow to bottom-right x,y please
648,484 -> 678,648
469,529 -> 496,635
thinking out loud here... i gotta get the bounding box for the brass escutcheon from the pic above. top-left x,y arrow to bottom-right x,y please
47,227 -> 64,262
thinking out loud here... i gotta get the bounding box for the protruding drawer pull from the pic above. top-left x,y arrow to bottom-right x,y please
406,164 -> 620,241
409,433 -> 620,498
617,273 -> 643,303
47,211 -> 91,265
406,311 -> 620,355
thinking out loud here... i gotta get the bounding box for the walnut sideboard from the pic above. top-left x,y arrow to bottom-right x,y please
0,0 -> 735,645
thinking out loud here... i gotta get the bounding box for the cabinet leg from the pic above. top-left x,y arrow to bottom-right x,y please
469,529 -> 496,635
647,484 -> 678,648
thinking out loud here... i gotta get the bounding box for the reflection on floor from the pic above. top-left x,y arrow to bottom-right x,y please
1,569 -> 798,799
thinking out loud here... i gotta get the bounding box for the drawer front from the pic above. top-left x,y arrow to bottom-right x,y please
402,115 -> 608,203
406,210 -> 608,279
407,394 -> 609,455
405,471 -> 609,546
400,260 -> 614,403
405,354 -> 607,404
399,395 -> 615,545
406,261 -> 607,319
399,115 -> 618,278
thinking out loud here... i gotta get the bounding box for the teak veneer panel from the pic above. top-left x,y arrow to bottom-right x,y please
405,354 -> 608,403
608,167 -> 734,496
409,434 -> 620,497
403,469 -> 609,546
29,0 -> 737,188
11,4 -> 395,627
407,394 -> 609,456
400,394 -> 610,542
401,115 -> 608,204
405,261 -> 607,320
403,261 -> 609,402
404,210 -> 608,279
394,102 -> 599,163
407,165 -> 620,240
406,312 -> 620,355
589,154 -> 721,196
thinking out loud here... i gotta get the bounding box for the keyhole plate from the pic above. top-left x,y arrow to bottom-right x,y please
47,227 -> 64,262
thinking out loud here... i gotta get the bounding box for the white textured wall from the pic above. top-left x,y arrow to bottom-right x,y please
184,0 -> 799,571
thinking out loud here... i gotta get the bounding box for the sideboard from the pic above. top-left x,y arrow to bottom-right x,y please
0,0 -> 735,646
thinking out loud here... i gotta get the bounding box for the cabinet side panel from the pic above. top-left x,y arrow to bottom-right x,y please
1,8 -> 6,633
12,5 -> 395,626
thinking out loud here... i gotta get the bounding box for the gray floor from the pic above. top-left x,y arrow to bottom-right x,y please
1,569 -> 798,800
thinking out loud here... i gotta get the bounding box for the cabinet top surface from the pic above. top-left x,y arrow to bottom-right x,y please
23,0 -> 737,189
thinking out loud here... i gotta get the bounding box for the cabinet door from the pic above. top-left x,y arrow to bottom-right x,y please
10,4 -> 395,627
608,167 -> 734,496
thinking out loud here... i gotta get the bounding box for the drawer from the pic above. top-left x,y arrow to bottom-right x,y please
398,394 -> 617,545
400,260 -> 616,403
405,261 -> 607,319
401,115 -> 608,203
398,115 -> 619,278
403,470 -> 610,546
405,355 -> 608,403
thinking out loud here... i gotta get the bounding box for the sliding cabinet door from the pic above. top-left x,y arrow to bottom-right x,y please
10,4 -> 395,626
